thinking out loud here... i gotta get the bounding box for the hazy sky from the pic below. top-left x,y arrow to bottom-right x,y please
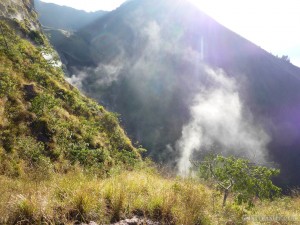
40,0 -> 300,66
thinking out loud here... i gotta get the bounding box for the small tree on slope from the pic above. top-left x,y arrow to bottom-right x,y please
198,154 -> 281,207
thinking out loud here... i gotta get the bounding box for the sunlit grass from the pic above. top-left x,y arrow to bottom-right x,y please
247,196 -> 300,225
1,168 -> 300,224
0,168 -> 229,224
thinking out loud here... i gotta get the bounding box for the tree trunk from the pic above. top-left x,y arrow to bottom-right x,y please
222,189 -> 229,207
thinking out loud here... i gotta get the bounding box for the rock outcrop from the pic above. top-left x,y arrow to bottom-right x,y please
0,0 -> 40,30
77,217 -> 160,225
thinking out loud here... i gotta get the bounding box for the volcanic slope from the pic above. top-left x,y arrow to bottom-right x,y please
42,0 -> 300,187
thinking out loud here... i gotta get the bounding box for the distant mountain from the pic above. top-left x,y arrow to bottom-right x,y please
34,0 -> 107,31
43,0 -> 300,187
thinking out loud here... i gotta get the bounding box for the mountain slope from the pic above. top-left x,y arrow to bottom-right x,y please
43,0 -> 300,187
34,0 -> 107,68
0,0 -> 140,177
34,0 -> 107,31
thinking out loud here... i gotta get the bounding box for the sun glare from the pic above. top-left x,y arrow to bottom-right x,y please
187,0 -> 300,52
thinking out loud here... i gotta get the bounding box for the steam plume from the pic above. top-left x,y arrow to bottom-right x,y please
177,66 -> 270,174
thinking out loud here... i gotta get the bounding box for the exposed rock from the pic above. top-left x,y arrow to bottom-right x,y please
110,216 -> 160,225
76,217 -> 160,225
23,84 -> 38,101
0,0 -> 40,30
76,222 -> 98,225
89,222 -> 98,225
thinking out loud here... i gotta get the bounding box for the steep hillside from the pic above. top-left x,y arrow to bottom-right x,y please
43,0 -> 300,187
0,0 -> 140,178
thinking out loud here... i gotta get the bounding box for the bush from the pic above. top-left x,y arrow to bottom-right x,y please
28,30 -> 45,45
16,136 -> 53,180
0,72 -> 16,98
68,141 -> 109,167
31,93 -> 59,116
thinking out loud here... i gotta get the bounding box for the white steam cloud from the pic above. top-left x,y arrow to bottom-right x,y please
66,72 -> 86,91
94,62 -> 124,86
66,53 -> 125,90
65,17 -> 271,174
68,20 -> 168,90
177,66 -> 270,174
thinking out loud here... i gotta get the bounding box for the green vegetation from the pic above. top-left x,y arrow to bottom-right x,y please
198,155 -> 281,207
0,21 -> 140,179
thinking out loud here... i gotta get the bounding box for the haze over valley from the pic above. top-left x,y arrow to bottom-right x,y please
35,0 -> 300,187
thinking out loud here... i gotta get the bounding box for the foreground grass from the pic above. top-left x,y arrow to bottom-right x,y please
0,169 -> 299,225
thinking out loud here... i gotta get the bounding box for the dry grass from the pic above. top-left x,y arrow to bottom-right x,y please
247,197 -> 300,225
0,169 -> 299,225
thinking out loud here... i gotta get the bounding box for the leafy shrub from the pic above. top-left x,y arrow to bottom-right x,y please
199,154 -> 281,207
68,141 -> 110,167
31,93 -> 59,116
28,30 -> 45,45
102,113 -> 119,132
16,136 -> 44,163
16,136 -> 53,180
0,72 -> 16,98
0,148 -> 22,177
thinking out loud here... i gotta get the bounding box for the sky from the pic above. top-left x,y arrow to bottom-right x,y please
40,0 -> 300,67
